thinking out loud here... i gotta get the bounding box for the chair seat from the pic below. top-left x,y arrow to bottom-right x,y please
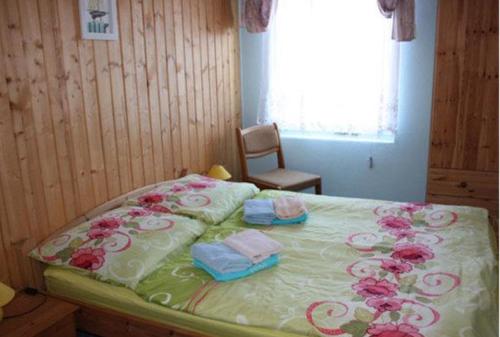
248,169 -> 320,190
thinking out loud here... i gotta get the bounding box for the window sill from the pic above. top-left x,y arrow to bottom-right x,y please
280,131 -> 395,144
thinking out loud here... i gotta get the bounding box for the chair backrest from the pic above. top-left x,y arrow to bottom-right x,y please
236,123 -> 285,181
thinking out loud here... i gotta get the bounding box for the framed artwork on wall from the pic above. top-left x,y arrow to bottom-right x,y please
79,0 -> 118,40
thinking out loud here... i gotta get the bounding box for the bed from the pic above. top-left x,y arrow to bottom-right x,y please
32,176 -> 498,337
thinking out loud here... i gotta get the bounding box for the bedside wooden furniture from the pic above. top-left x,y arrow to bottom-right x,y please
0,291 -> 79,337
236,123 -> 322,194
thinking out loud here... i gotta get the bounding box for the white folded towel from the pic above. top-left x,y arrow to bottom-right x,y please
223,229 -> 283,264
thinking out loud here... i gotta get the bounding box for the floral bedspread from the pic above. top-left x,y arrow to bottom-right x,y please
135,190 -> 498,337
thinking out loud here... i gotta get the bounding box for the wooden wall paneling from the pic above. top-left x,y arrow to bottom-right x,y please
0,185 -> 10,285
118,0 -> 146,189
0,0 -> 242,289
17,0 -> 66,231
1,0 -> 51,285
206,1 -> 219,167
0,183 -> 23,288
182,0 -> 201,173
163,0 -> 183,177
221,3 -> 233,175
94,41 -> 122,198
56,0 -> 96,212
132,0 -> 156,185
143,0 -> 166,183
198,0 -> 214,170
214,0 -> 226,166
38,0 -> 78,222
173,0 -> 191,170
78,39 -> 108,206
107,34 -> 133,193
0,201 -> 10,285
230,0 -> 242,180
153,0 -> 175,180
0,23 -> 29,288
191,0 -> 207,172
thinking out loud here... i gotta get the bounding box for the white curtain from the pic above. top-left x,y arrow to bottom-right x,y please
257,0 -> 400,139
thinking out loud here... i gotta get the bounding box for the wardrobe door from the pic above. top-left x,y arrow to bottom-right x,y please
427,0 -> 499,229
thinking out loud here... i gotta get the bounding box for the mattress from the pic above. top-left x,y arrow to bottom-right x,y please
44,266 -> 301,337
45,190 -> 498,337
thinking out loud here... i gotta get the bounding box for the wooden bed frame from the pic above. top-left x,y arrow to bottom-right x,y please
49,293 -> 210,337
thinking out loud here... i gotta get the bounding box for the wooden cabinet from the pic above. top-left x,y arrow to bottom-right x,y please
427,0 -> 499,230
0,293 -> 78,337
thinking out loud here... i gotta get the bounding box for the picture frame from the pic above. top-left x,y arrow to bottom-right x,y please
79,0 -> 118,40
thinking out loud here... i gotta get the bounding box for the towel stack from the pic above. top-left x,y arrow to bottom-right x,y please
191,229 -> 282,282
243,196 -> 308,225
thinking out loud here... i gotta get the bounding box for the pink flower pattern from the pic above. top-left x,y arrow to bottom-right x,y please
87,227 -> 115,240
307,202 -> 462,337
366,297 -> 404,312
367,323 -> 424,337
147,204 -> 172,213
400,202 -> 427,214
353,277 -> 399,298
380,259 -> 413,275
39,205 -> 181,275
170,183 -> 190,193
134,176 -> 218,213
138,193 -> 165,206
377,216 -> 412,231
186,181 -> 216,189
128,208 -> 152,217
69,247 -> 105,270
90,217 -> 125,230
389,228 -> 416,240
391,243 -> 435,265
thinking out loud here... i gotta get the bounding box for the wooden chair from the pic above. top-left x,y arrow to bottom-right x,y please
236,123 -> 322,194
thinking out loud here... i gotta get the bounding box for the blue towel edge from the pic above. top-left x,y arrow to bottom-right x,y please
193,254 -> 279,282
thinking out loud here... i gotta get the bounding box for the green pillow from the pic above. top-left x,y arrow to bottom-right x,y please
124,174 -> 259,225
30,206 -> 207,289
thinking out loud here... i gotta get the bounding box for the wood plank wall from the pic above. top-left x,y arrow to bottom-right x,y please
0,0 -> 241,289
427,0 -> 499,228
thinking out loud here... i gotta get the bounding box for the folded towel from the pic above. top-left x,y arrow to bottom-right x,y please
243,199 -> 276,225
191,242 -> 253,274
223,229 -> 283,263
193,254 -> 279,282
274,196 -> 307,220
271,212 -> 308,225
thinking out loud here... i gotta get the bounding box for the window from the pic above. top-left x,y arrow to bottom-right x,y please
257,1 -> 399,141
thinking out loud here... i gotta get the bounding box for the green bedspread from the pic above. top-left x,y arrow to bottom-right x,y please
135,190 -> 498,337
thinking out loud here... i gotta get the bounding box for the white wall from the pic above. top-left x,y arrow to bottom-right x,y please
239,0 -> 438,202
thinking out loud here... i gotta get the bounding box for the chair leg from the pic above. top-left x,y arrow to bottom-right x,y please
315,182 -> 322,195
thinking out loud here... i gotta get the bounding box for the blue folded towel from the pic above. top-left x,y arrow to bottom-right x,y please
191,242 -> 253,274
271,212 -> 308,225
243,199 -> 276,225
193,254 -> 279,282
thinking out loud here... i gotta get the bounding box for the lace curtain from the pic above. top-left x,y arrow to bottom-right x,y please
257,0 -> 400,138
